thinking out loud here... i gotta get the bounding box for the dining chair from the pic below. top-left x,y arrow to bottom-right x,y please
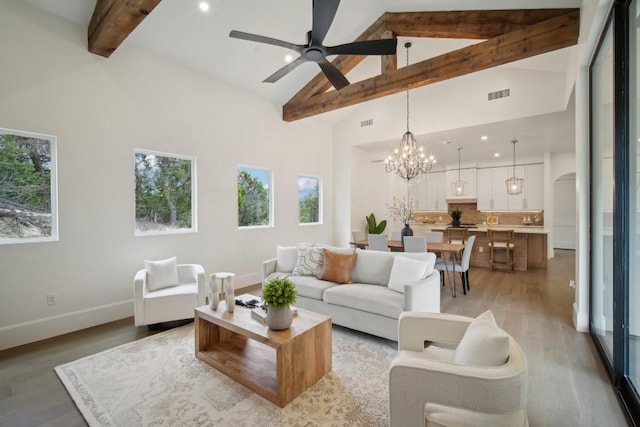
403,236 -> 427,253
351,229 -> 365,242
368,233 -> 389,251
390,230 -> 402,241
424,231 -> 444,243
435,235 -> 476,294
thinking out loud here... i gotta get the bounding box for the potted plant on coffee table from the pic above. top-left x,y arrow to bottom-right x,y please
261,277 -> 298,330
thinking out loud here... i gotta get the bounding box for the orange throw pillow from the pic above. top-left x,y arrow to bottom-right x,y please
319,249 -> 357,284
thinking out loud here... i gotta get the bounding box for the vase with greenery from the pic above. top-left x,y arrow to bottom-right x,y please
388,197 -> 415,243
450,208 -> 463,228
366,213 -> 387,234
261,277 -> 298,330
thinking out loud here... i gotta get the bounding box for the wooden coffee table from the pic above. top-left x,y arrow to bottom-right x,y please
194,303 -> 332,407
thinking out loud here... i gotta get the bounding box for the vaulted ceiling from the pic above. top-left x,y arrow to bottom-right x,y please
86,2 -> 578,122
23,0 -> 583,164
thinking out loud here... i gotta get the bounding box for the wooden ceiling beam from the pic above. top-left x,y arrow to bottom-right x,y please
282,9 -> 579,122
384,9 -> 577,39
88,0 -> 162,57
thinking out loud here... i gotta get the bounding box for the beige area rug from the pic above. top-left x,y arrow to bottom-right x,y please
55,323 -> 396,426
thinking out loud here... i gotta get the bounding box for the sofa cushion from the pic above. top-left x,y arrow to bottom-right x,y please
318,248 -> 357,284
454,310 -> 510,367
292,244 -> 325,276
351,249 -> 395,285
388,256 -> 429,294
322,284 -> 405,319
392,252 -> 437,278
267,273 -> 337,300
144,257 -> 179,291
275,246 -> 298,273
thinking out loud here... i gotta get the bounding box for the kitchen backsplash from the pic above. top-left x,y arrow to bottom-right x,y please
413,202 -> 544,226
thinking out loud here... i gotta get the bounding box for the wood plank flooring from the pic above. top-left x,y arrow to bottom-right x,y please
0,250 -> 630,426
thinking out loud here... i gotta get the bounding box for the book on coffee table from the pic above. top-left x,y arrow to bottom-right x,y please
251,306 -> 267,324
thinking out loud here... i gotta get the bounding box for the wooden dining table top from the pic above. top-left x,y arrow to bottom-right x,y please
351,240 -> 465,253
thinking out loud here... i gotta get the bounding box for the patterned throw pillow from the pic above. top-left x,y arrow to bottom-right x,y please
292,244 -> 325,276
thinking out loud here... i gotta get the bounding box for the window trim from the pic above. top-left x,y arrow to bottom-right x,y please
134,148 -> 197,237
298,174 -> 322,226
0,128 -> 58,245
237,164 -> 274,229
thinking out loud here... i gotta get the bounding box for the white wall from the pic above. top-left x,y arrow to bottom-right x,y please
554,173 -> 577,249
0,2 -> 334,350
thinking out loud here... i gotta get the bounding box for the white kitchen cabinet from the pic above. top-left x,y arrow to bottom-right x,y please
523,164 -> 544,210
445,168 -> 476,199
409,171 -> 446,211
476,164 -> 544,211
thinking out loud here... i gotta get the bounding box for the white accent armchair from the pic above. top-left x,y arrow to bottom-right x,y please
389,311 -> 528,427
134,262 -> 206,326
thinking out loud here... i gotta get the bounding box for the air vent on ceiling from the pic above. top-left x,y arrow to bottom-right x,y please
488,88 -> 510,101
360,119 -> 373,127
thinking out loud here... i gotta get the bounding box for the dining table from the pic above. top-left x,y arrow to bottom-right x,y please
350,240 -> 466,297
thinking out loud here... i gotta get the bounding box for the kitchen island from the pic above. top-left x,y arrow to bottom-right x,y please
411,223 -> 548,271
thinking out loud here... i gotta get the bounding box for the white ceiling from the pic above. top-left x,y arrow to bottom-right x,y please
22,0 -> 582,164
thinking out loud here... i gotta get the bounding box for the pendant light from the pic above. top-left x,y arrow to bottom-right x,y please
384,42 -> 436,182
450,147 -> 466,196
505,139 -> 524,194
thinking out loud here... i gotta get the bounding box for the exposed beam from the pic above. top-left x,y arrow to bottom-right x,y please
384,9 -> 577,39
283,9 -> 579,122
88,0 -> 161,58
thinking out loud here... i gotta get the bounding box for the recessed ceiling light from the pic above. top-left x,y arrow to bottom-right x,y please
494,152 -> 500,157
285,54 -> 293,63
199,2 -> 210,12
481,135 -> 488,140
441,140 -> 452,145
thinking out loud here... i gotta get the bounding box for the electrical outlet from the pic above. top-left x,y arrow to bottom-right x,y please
478,247 -> 483,253
47,293 -> 58,306
569,280 -> 576,289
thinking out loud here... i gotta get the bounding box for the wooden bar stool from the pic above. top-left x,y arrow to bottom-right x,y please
487,229 -> 515,271
446,227 -> 469,244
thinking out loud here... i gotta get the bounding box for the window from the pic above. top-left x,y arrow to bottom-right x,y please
134,150 -> 195,235
237,166 -> 272,228
0,128 -> 57,244
298,174 -> 321,224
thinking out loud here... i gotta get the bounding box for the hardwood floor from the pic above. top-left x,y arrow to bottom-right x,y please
0,250 -> 629,426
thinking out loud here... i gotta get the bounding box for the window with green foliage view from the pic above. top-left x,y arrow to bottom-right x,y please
238,166 -> 272,227
0,128 -> 57,244
135,150 -> 195,235
298,175 -> 321,224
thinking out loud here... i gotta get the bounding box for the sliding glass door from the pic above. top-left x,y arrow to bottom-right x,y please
629,0 -> 639,399
590,1 -> 640,423
591,17 -> 615,366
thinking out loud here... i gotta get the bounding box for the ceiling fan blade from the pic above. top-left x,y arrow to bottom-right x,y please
263,57 -> 305,83
318,57 -> 349,90
327,38 -> 398,56
229,30 -> 303,53
311,0 -> 340,45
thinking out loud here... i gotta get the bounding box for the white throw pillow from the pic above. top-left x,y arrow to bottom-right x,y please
275,246 -> 298,272
292,244 -> 324,276
396,252 -> 436,278
351,249 -> 395,285
144,257 -> 179,291
454,310 -> 510,367
387,256 -> 429,294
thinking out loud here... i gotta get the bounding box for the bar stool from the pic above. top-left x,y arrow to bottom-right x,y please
487,229 -> 515,271
446,227 -> 469,244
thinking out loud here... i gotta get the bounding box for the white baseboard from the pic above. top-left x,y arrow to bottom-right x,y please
0,300 -> 134,351
573,302 -> 589,333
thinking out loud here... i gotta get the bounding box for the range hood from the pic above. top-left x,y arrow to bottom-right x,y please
446,198 -> 477,204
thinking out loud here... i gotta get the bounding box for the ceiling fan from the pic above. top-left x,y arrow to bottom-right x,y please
229,0 -> 397,90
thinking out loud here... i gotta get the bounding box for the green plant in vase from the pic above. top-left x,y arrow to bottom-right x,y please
261,277 -> 298,330
366,213 -> 387,234
450,208 -> 463,227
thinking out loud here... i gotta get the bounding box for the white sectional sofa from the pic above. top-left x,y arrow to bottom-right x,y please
262,245 -> 440,341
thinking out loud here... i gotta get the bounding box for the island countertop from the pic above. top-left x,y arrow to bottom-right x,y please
412,223 -> 549,234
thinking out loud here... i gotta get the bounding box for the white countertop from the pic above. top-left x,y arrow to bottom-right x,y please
411,223 -> 549,234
